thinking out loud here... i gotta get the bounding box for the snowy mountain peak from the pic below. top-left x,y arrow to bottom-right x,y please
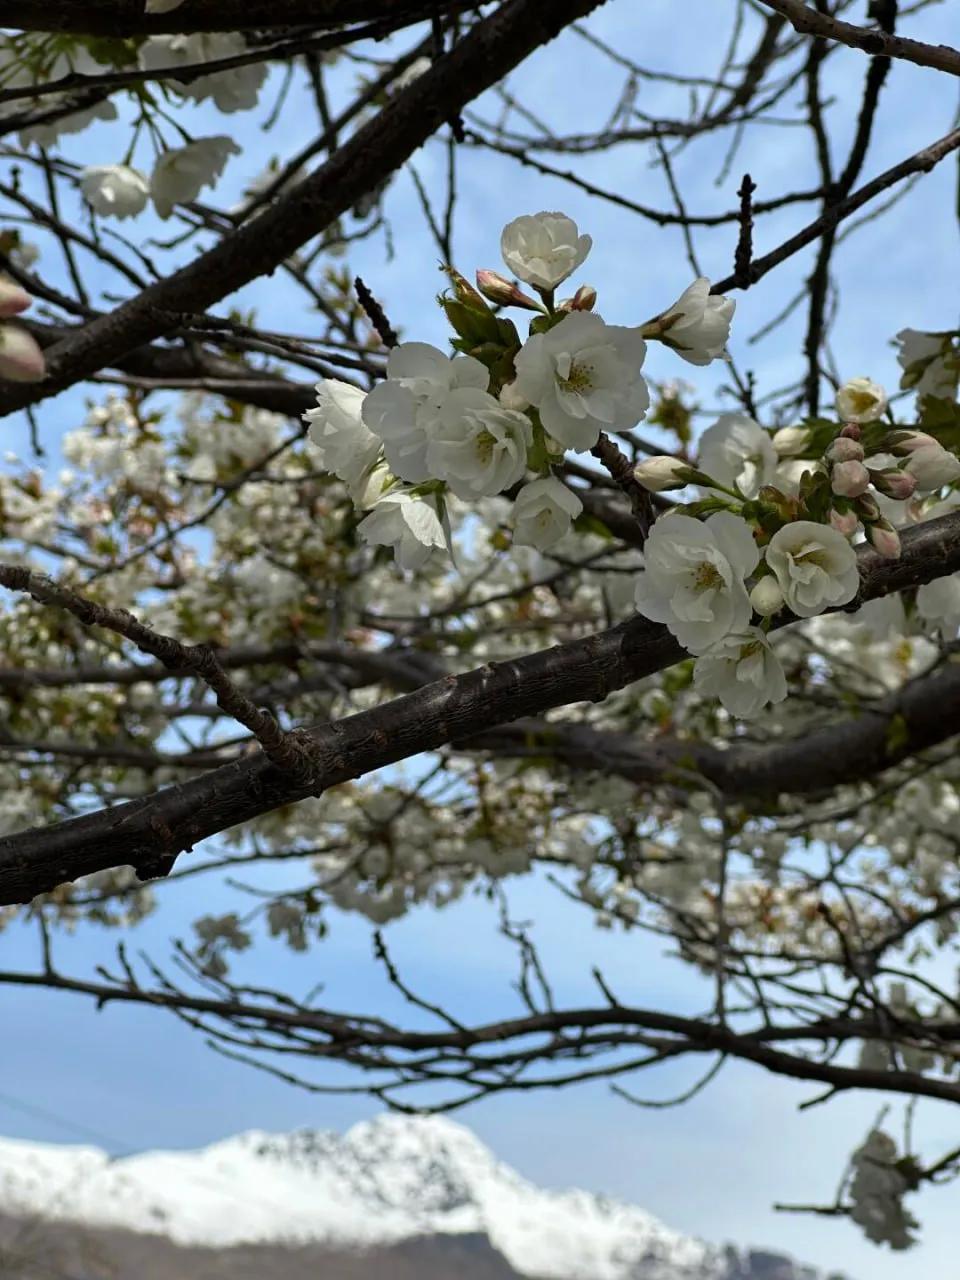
0,1115 -> 840,1280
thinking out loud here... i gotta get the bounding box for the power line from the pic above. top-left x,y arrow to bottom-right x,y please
0,1088 -> 136,1156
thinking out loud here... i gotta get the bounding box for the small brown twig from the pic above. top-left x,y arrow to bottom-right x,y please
355,275 -> 398,349
734,172 -> 757,287
589,432 -> 655,541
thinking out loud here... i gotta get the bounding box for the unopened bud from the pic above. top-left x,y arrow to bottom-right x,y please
749,576 -> 784,617
632,455 -> 693,492
559,284 -> 597,313
771,425 -> 810,458
866,521 -> 901,560
0,324 -> 44,382
0,278 -> 31,318
886,429 -> 938,456
854,493 -> 881,522
475,269 -> 543,312
869,468 -> 917,500
839,423 -> 862,441
829,507 -> 859,537
827,437 -> 865,463
831,460 -> 870,497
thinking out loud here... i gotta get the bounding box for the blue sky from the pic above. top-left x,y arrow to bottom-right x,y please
2,3 -> 960,1277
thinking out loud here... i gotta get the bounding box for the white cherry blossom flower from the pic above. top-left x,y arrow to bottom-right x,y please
895,328 -> 956,399
16,47 -> 118,148
80,165 -> 150,219
902,439 -> 960,492
697,413 -> 776,498
361,343 -> 488,483
500,212 -> 592,291
304,379 -> 382,491
653,277 -> 735,365
513,311 -> 648,453
513,476 -> 582,550
836,376 -> 887,423
359,491 -> 446,571
765,520 -> 859,618
426,388 -> 532,498
150,136 -> 240,217
20,99 -> 118,149
916,574 -> 960,640
140,34 -> 267,113
634,512 -> 759,653
693,628 -> 787,718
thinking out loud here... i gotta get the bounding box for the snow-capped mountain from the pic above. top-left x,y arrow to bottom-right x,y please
0,1114 -> 840,1280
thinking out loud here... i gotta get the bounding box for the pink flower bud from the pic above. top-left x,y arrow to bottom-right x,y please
867,522 -> 901,560
839,423 -> 862,440
827,437 -> 865,463
0,324 -> 45,382
888,430 -> 939,455
829,507 -> 859,536
0,278 -> 31,318
831,460 -> 870,497
475,269 -> 543,312
870,468 -> 917,500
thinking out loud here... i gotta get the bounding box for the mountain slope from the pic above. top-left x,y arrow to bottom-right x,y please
0,1114 -> 845,1280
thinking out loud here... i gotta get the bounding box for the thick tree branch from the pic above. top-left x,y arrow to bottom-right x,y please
0,0 -> 474,36
466,652 -> 960,799
2,512 -> 960,906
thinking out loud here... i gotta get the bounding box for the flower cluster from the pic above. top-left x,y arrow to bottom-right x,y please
630,356 -> 960,717
304,211 -> 733,569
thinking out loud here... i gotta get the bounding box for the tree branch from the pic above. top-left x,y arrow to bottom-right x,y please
2,511 -> 960,906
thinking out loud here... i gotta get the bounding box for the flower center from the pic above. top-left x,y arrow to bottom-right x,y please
474,429 -> 497,464
845,390 -> 878,416
794,548 -> 828,570
693,562 -> 723,591
555,353 -> 595,394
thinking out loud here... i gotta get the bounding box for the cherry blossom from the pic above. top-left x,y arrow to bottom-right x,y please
426,389 -> 532,498
650,277 -> 735,365
304,379 -> 382,493
358,491 -> 447,571
697,413 -> 777,498
80,165 -> 150,220
500,212 -> 592,291
634,512 -> 759,653
150,136 -> 240,217
765,521 -> 860,617
692,628 -> 787,717
512,476 -> 582,550
512,311 -> 648,452
361,343 -> 488,483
